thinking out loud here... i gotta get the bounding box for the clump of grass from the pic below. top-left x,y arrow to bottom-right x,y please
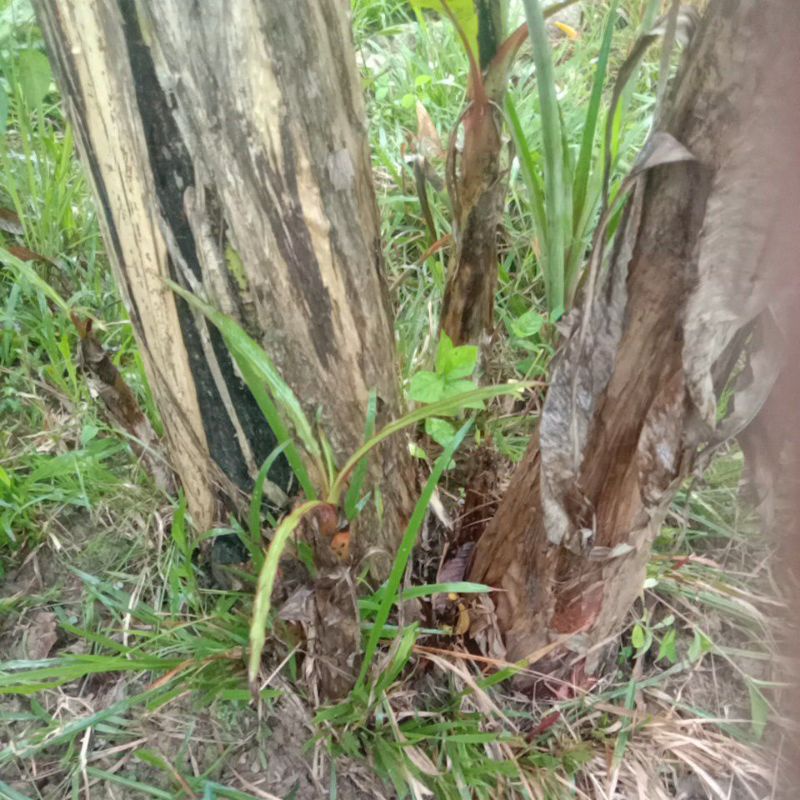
0,11 -> 156,568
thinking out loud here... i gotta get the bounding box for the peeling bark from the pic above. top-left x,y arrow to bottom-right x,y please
438,3 -> 561,346
439,2 -> 509,347
440,102 -> 505,347
35,1 -> 414,562
470,0 -> 800,667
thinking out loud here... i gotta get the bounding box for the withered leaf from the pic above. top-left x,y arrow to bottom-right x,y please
25,610 -> 58,660
436,542 -> 475,585
0,207 -> 24,236
277,586 -> 314,624
415,100 -> 444,161
454,603 -> 470,636
72,314 -> 174,493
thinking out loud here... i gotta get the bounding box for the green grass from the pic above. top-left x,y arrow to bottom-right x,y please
356,0 -> 657,460
0,26 -> 157,571
0,1 -> 785,798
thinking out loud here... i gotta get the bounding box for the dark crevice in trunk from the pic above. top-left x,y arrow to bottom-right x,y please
118,2 -> 291,496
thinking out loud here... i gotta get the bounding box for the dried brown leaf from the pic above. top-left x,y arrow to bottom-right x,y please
415,100 -> 443,160
277,586 -> 314,623
0,207 -> 24,236
436,542 -> 474,585
454,603 -> 470,636
72,314 -> 174,493
25,610 -> 58,660
468,593 -> 506,661
7,244 -> 51,263
311,569 -> 360,700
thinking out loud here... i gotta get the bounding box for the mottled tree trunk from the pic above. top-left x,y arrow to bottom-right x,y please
471,0 -> 800,668
35,1 -> 413,564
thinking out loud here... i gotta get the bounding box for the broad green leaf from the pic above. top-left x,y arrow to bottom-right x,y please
17,49 -> 52,109
441,378 -> 482,410
435,331 -> 454,374
631,623 -> 646,650
409,370 -> 445,403
509,309 -> 544,339
657,628 -> 677,663
80,423 -> 100,445
411,0 -> 479,60
441,378 -> 478,396
688,629 -> 713,662
409,442 -> 428,460
425,417 -> 456,447
436,332 -> 478,379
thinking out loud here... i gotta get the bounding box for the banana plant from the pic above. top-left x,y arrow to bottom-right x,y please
168,281 -> 529,695
411,0 -> 579,343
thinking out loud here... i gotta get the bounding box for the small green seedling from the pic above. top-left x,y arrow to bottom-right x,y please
409,332 -> 481,447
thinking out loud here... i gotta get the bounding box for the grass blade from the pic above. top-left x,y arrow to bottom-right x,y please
397,581 -> 491,601
356,420 -> 472,689
505,95 -> 547,275
565,1 -> 620,302
522,0 -> 567,315
199,783 -> 266,800
572,0 -> 619,232
361,581 -> 492,613
344,390 -> 378,520
375,622 -> 419,693
0,683 -> 178,764
84,768 -> 173,799
0,247 -> 69,313
167,280 -> 319,499
247,440 -> 290,566
248,499 -> 322,696
0,780 -> 33,800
